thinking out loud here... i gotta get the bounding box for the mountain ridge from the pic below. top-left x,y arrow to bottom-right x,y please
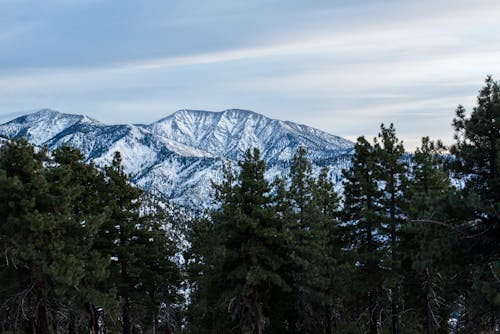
0,108 -> 353,209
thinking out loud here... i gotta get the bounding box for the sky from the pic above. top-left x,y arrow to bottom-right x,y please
0,0 -> 499,149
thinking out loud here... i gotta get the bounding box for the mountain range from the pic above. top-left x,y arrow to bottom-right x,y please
0,108 -> 353,210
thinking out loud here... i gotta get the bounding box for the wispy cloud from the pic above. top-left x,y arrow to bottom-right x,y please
0,0 -> 499,149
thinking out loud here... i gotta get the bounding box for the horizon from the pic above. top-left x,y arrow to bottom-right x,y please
1,1 -> 500,149
0,107 -> 457,152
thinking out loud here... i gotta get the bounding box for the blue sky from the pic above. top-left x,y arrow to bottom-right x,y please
1,0 -> 499,149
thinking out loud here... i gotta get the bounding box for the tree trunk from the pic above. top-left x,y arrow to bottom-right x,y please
68,313 -> 76,334
369,290 -> 378,334
324,305 -> 333,334
165,323 -> 173,334
251,288 -> 262,334
390,185 -> 401,334
366,211 -> 378,334
35,282 -> 49,334
87,303 -> 98,334
426,267 -> 439,334
122,295 -> 132,334
122,261 -> 132,334
152,311 -> 157,334
151,288 -> 158,334
391,289 -> 400,334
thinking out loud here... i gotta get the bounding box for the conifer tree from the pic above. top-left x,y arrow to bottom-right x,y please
450,75 -> 500,331
136,202 -> 182,334
185,165 -> 236,333
282,147 -> 338,333
374,124 -> 408,334
312,166 -> 343,333
96,152 -> 144,334
210,148 -> 290,334
0,140 -> 109,333
285,147 -> 329,333
51,145 -> 113,333
0,139 -> 50,332
404,137 -> 454,334
185,215 -> 230,334
342,137 -> 383,334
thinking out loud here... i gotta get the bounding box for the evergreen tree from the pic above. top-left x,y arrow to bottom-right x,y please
450,75 -> 500,331
95,152 -> 144,334
51,145 -> 113,333
374,124 -> 408,334
136,201 -> 182,334
312,166 -> 344,333
185,215 -> 231,334
0,139 -> 50,332
342,137 -> 383,334
403,137 -> 455,334
285,147 -> 329,333
209,148 -> 290,333
185,164 -> 236,333
0,140 -> 109,333
282,147 -> 339,333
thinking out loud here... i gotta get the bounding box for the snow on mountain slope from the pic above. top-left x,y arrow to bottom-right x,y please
149,109 -> 353,162
44,121 -> 212,176
0,109 -> 354,209
0,109 -> 99,145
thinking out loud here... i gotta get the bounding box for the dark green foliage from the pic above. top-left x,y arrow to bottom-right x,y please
187,148 -> 344,333
342,136 -> 384,334
213,149 -> 291,333
284,147 -> 339,333
402,137 -> 457,334
0,140 -> 109,333
449,75 -> 500,332
0,141 -> 182,334
374,124 -> 408,334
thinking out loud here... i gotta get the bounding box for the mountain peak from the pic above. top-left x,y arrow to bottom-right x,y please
24,108 -> 78,120
157,108 -> 260,123
0,108 -> 100,145
0,108 -> 354,209
149,108 -> 353,161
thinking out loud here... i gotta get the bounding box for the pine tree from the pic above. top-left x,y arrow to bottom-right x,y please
404,137 -> 454,334
185,164 -> 236,333
342,137 -> 383,334
95,152 -> 144,334
450,75 -> 500,331
0,140 -> 110,333
374,124 -> 408,334
136,201 -> 182,334
185,215 -> 231,334
282,147 -> 337,333
284,147 -> 325,333
210,148 -> 290,334
0,139 -> 49,332
51,145 -> 113,333
312,166 -> 343,333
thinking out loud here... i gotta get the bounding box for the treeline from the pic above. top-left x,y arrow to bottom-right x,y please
0,144 -> 182,333
0,77 -> 498,334
186,76 -> 499,333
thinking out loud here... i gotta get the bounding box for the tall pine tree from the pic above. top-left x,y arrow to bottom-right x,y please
211,148 -> 290,334
374,124 -> 408,334
342,137 -> 383,334
450,75 -> 500,331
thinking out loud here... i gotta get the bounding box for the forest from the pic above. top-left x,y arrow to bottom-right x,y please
0,76 -> 498,334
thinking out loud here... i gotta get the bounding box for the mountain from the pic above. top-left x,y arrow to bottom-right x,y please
149,109 -> 352,162
0,108 -> 353,209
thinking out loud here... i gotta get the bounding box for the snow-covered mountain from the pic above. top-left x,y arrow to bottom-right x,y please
149,109 -> 352,162
0,108 -> 353,209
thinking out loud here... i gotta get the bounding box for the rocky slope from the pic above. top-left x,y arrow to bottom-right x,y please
0,108 -> 353,209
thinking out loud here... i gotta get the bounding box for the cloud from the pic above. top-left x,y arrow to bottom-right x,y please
0,0 -> 499,150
